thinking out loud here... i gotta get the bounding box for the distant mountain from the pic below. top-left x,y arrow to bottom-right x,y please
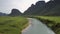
0,12 -> 7,16
41,0 -> 60,16
39,0 -> 56,15
24,1 -> 46,15
8,9 -> 22,16
24,0 -> 60,16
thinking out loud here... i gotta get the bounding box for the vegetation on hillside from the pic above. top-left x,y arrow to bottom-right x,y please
24,0 -> 60,16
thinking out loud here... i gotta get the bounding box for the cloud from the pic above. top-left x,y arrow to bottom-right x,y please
0,0 -> 50,14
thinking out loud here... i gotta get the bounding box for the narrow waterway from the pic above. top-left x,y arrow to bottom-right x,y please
22,18 -> 55,34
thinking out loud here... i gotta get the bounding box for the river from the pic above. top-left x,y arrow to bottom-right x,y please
22,18 -> 55,34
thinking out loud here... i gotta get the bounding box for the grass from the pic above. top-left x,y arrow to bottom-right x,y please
34,16 -> 60,34
37,16 -> 60,23
0,16 -> 28,34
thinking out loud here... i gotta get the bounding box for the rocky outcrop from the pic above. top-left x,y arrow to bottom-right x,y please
8,9 -> 22,16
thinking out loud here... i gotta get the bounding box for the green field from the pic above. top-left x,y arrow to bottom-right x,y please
37,16 -> 60,23
35,16 -> 60,34
0,16 -> 28,34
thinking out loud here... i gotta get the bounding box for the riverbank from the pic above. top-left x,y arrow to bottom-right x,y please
21,18 -> 31,33
33,16 -> 60,34
0,16 -> 28,34
22,18 -> 55,34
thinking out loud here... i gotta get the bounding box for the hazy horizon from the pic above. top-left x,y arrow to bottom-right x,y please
0,0 -> 50,14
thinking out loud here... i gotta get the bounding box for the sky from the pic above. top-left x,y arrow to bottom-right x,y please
0,0 -> 50,14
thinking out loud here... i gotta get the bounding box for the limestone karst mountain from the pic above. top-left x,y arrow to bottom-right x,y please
24,1 -> 46,15
24,0 -> 60,16
8,9 -> 22,16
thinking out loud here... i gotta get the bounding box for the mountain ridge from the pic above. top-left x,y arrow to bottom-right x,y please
23,0 -> 60,16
